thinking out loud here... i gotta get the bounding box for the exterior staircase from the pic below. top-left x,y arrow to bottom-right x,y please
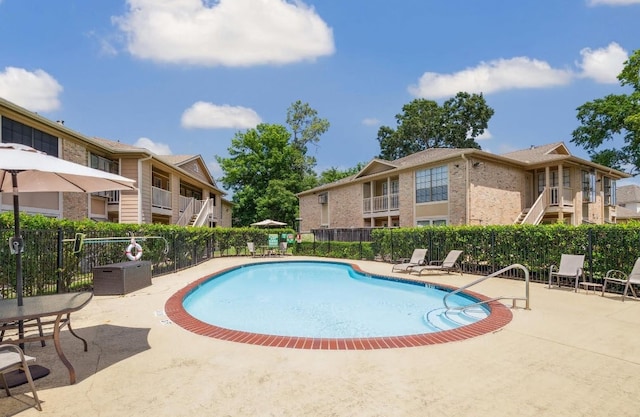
513,209 -> 529,225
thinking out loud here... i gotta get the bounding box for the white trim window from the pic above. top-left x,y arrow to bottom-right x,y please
417,219 -> 447,227
416,166 -> 448,203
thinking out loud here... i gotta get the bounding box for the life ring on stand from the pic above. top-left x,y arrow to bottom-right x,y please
125,242 -> 143,261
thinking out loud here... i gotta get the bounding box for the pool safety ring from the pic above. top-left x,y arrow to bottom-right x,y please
125,241 -> 143,261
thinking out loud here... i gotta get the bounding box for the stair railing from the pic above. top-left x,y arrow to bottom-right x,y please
443,263 -> 530,311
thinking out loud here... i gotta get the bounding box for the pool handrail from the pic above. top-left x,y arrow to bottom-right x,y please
443,263 -> 530,311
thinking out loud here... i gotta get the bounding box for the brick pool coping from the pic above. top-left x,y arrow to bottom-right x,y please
164,261 -> 513,350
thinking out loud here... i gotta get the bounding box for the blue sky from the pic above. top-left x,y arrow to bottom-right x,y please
1,0 -> 639,192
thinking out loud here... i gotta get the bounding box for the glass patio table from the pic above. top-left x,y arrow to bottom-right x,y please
0,292 -> 93,384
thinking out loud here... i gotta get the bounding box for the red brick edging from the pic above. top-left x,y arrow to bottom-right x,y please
164,261 -> 513,350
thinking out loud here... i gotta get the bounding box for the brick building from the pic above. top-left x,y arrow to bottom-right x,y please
0,97 -> 232,227
297,143 -> 629,231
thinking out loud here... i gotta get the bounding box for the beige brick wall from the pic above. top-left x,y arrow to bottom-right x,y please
468,161 -> 525,225
299,194 -> 321,232
328,185 -> 363,227
61,140 -> 88,220
449,162 -> 467,225
398,173 -> 414,227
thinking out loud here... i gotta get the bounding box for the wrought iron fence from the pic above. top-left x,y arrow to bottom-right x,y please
0,228 -> 217,299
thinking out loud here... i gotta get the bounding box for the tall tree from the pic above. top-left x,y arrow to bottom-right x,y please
571,49 -> 640,175
217,102 -> 330,226
216,123 -> 302,226
318,162 -> 366,185
286,100 -> 330,178
377,92 -> 494,160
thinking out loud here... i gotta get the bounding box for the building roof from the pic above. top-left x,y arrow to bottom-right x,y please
297,142 -> 630,196
616,184 -> 640,204
616,205 -> 640,220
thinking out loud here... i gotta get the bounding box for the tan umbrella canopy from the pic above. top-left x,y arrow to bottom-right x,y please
250,219 -> 287,227
0,143 -> 136,307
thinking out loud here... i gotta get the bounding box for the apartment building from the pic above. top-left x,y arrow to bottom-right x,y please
0,97 -> 231,227
297,142 -> 629,231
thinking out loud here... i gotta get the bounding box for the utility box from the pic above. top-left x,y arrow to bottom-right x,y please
92,261 -> 152,295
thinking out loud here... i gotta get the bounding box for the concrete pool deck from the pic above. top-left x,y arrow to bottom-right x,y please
2,256 -> 639,417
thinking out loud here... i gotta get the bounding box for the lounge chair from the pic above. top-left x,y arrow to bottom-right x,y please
548,254 -> 585,292
601,257 -> 640,301
0,344 -> 42,411
391,249 -> 428,273
410,250 -> 463,276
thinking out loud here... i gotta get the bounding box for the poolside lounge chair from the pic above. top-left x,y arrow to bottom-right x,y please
391,249 -> 428,273
601,257 -> 640,301
0,344 -> 42,411
410,250 -> 463,276
548,254 -> 584,292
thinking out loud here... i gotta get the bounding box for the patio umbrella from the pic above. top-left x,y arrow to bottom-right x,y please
0,143 -> 136,307
250,219 -> 287,227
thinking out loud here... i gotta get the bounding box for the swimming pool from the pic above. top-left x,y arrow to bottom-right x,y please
165,260 -> 512,349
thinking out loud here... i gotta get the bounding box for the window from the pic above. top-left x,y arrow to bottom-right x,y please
318,192 -> 328,204
417,219 -> 447,227
391,180 -> 399,194
537,172 -> 545,195
2,117 -> 58,156
416,166 -> 448,203
582,170 -> 596,203
90,153 -> 119,174
603,177 -> 616,206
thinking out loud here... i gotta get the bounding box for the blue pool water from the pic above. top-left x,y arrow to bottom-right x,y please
183,261 -> 488,338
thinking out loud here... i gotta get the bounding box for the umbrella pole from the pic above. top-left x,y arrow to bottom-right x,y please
10,171 -> 25,348
11,171 -> 23,307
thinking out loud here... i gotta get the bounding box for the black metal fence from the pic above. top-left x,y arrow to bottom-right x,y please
302,226 -> 640,288
0,228 -> 217,299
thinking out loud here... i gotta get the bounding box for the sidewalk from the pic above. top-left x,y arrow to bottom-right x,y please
2,256 -> 639,417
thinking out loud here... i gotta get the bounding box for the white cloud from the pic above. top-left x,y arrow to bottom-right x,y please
587,0 -> 640,6
0,67 -> 63,112
409,57 -> 573,99
134,137 -> 173,154
181,101 -> 262,129
113,0 -> 335,67
475,129 -> 492,140
576,42 -> 628,83
362,118 -> 380,126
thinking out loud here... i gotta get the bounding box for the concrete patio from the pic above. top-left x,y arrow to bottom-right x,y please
1,256 -> 639,417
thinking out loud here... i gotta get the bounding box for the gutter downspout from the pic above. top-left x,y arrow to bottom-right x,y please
138,155 -> 153,223
461,154 -> 470,224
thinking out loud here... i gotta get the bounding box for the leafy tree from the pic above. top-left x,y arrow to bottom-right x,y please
216,124 -> 301,226
217,102 -> 330,226
377,92 -> 494,160
318,162 -> 366,185
571,49 -> 640,175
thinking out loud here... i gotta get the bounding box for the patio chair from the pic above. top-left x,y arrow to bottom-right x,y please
246,242 -> 258,257
601,257 -> 640,301
410,250 -> 463,276
391,249 -> 428,273
0,344 -> 42,411
279,241 -> 288,256
548,254 -> 585,292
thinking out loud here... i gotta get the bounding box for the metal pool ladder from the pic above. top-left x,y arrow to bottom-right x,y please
443,263 -> 530,311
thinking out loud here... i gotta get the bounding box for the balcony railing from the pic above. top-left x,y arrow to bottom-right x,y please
363,193 -> 399,214
152,187 -> 172,210
93,190 -> 120,204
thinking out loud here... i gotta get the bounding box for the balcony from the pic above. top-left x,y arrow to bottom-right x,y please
152,186 -> 172,215
363,193 -> 399,214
